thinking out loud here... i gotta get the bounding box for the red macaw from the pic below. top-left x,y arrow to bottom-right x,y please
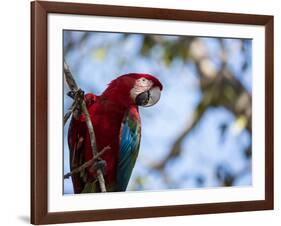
68,73 -> 163,193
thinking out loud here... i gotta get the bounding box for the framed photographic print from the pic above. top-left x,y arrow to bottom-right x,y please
31,0 -> 274,224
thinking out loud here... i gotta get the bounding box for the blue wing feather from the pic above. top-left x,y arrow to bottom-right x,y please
116,108 -> 141,191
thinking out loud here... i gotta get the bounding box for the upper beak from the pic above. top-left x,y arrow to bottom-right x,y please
135,87 -> 161,107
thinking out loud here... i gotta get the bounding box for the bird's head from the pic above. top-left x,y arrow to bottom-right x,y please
102,73 -> 163,108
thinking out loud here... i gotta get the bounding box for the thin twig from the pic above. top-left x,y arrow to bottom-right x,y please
64,103 -> 76,125
64,146 -> 110,179
64,61 -> 107,192
64,61 -> 78,90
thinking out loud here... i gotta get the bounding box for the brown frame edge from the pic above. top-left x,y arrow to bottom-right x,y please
31,1 -> 274,224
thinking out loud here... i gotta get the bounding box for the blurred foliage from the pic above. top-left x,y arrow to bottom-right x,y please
64,31 -> 252,192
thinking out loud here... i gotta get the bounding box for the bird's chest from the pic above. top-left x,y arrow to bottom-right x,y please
90,105 -> 124,152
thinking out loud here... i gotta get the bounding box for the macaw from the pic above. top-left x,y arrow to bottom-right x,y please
68,73 -> 163,193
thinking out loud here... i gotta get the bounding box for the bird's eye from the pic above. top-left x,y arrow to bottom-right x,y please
141,78 -> 146,82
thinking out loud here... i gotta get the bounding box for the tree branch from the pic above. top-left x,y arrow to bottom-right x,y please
151,101 -> 206,170
63,60 -> 107,192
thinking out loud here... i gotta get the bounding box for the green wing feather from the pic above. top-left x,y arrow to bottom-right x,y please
116,108 -> 141,191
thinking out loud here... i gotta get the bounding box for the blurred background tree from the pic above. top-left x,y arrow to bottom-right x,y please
64,31 -> 252,193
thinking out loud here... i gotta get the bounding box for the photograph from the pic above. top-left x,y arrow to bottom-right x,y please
31,2 -> 273,223
63,30 -> 253,194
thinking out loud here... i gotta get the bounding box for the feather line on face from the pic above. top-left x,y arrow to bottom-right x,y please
130,78 -> 153,101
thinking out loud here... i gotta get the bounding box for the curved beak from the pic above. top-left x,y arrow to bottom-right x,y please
135,87 -> 161,107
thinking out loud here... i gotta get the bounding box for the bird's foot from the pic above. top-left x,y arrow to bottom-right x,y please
92,159 -> 107,175
67,89 -> 85,119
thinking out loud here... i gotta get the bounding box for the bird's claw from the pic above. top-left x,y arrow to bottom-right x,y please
93,159 -> 107,175
67,88 -> 85,100
68,89 -> 85,119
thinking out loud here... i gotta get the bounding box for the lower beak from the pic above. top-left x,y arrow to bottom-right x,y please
135,87 -> 161,107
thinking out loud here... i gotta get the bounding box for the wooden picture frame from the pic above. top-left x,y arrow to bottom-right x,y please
31,0 -> 274,224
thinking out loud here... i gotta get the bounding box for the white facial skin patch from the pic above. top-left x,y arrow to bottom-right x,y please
130,78 -> 153,101
130,78 -> 161,107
